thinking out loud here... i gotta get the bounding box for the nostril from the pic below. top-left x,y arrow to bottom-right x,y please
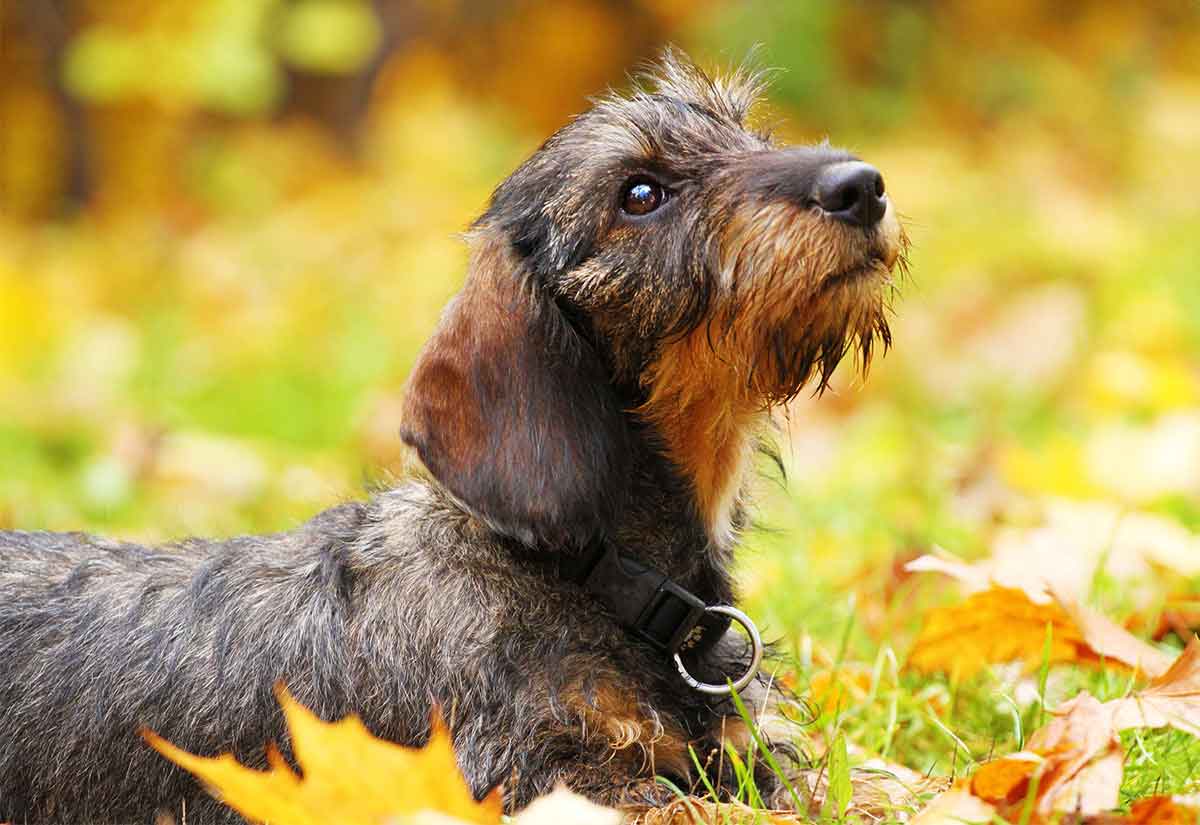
827,183 -> 861,213
813,161 -> 887,228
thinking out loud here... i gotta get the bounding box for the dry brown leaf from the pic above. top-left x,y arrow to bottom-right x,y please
801,763 -> 944,821
910,506 -> 1200,608
145,687 -> 502,825
1055,590 -> 1176,678
626,762 -> 945,825
1021,693 -> 1124,816
915,693 -> 1123,823
1107,636 -> 1200,735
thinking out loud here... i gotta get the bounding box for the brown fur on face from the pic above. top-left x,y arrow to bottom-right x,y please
640,198 -> 906,541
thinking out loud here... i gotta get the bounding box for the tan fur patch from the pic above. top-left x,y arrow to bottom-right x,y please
638,328 -> 763,546
565,682 -> 692,779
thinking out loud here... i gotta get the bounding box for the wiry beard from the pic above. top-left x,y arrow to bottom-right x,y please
760,262 -> 897,402
714,204 -> 907,406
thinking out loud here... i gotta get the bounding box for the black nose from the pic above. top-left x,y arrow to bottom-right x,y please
813,161 -> 887,228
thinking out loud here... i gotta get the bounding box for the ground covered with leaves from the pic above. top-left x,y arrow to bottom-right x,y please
3,3 -> 1200,823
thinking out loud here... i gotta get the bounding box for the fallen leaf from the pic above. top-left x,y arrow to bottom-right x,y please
626,761 -> 944,825
1021,693 -> 1124,817
910,503 -> 1200,606
806,758 -> 947,820
913,641 -> 1200,824
1125,796 -> 1200,825
1086,796 -> 1200,825
908,580 -> 1172,677
907,586 -> 1091,677
1055,590 -> 1175,678
627,798 -> 802,825
909,786 -> 998,825
1107,636 -> 1200,735
145,687 -> 502,825
916,693 -> 1123,823
969,752 -> 1040,805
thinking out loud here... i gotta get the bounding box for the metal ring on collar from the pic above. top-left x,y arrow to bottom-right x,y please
673,605 -> 763,696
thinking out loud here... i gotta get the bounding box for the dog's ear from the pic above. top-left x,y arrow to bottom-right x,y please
401,233 -> 630,548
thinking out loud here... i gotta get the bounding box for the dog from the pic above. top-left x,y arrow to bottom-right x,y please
0,49 -> 905,822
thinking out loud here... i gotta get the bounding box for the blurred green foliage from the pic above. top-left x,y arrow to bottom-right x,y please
2,0 -> 1200,800
60,0 -> 381,113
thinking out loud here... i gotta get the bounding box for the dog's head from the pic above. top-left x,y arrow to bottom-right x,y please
402,49 -> 907,548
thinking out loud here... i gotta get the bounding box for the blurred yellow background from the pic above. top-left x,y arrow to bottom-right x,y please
2,0 -> 1199,599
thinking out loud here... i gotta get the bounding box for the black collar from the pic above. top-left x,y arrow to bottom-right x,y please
558,541 -> 731,658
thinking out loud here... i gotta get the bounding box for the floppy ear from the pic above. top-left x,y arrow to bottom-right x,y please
400,233 -> 631,548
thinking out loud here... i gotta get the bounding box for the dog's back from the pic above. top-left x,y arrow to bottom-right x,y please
0,494 -> 411,822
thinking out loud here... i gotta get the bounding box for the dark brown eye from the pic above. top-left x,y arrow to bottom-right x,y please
621,177 -> 664,216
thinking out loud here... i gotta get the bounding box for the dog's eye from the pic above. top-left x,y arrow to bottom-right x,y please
620,177 -> 665,216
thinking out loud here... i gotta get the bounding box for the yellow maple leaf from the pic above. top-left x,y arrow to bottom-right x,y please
144,687 -> 502,825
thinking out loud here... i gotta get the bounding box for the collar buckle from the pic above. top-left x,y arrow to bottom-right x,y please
633,578 -> 706,654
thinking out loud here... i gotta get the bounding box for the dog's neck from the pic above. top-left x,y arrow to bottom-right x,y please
636,327 -> 767,551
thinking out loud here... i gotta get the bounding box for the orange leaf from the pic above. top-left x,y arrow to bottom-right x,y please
144,687 -> 502,825
969,753 -> 1039,805
1126,796 -> 1200,825
1084,796 -> 1200,825
908,584 -> 1172,677
908,586 -> 1089,676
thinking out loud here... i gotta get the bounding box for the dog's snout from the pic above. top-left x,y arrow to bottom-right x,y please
813,161 -> 887,229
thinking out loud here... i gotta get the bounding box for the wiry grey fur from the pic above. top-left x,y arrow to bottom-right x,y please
0,49 -> 903,823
